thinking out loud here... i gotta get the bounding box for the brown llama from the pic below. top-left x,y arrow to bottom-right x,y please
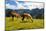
21,13 -> 33,22
10,11 -> 21,21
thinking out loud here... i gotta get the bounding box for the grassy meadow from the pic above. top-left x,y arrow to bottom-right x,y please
5,17 -> 44,31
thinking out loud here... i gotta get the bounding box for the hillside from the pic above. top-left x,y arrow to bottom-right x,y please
5,8 -> 44,19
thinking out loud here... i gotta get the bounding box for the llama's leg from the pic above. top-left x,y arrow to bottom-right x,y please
23,17 -> 27,22
22,17 -> 24,21
27,17 -> 29,21
12,16 -> 14,21
30,17 -> 33,23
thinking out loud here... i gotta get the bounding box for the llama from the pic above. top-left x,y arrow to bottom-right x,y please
21,13 -> 33,23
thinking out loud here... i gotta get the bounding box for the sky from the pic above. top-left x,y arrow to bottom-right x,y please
6,0 -> 44,10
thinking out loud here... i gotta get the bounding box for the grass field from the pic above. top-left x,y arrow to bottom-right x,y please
5,17 -> 44,31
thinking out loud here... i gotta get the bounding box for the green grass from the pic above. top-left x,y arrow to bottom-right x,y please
5,17 -> 44,31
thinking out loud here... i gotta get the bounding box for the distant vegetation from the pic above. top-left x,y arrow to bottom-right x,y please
5,8 -> 44,19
